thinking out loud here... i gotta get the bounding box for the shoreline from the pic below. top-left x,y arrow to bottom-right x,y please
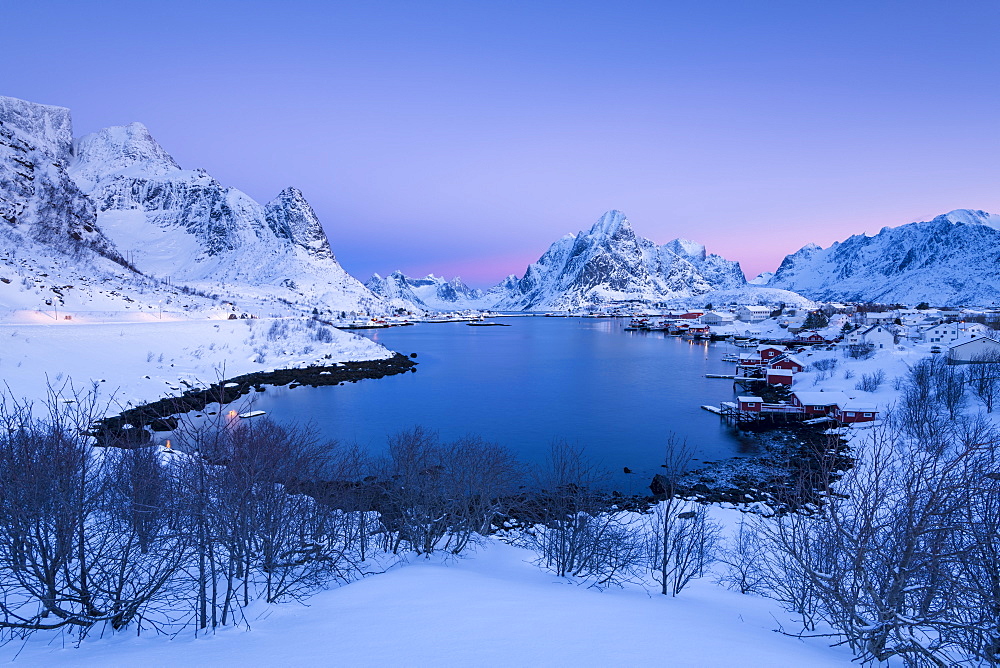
93,352 -> 418,445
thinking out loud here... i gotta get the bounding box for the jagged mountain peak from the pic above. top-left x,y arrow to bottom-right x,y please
491,211 -> 745,310
365,271 -> 486,311
665,238 -> 707,261
586,209 -> 630,238
263,186 -> 334,260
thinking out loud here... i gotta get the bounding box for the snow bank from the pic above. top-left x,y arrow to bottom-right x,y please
5,538 -> 856,667
0,317 -> 392,410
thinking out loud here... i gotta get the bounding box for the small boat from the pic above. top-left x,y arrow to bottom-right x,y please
238,410 -> 266,419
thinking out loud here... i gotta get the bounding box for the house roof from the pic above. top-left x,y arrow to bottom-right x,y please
950,335 -> 1000,350
737,396 -> 763,402
839,400 -> 878,412
766,368 -> 795,377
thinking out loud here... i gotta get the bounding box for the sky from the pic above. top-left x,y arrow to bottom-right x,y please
3,0 -> 1000,287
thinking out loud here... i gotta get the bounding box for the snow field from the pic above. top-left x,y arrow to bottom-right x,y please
0,317 -> 392,411
4,519 -> 859,668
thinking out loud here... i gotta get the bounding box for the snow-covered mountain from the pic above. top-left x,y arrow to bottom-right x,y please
490,211 -> 748,310
0,96 -> 223,315
763,210 -> 1000,305
67,120 -> 385,315
365,271 -> 486,311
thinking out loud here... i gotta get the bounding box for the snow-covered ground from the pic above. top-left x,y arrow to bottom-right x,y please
3,532 -> 857,667
0,314 -> 392,411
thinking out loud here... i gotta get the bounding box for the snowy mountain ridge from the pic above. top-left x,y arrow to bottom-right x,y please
365,271 -> 486,311
66,119 -> 385,314
763,209 -> 1000,305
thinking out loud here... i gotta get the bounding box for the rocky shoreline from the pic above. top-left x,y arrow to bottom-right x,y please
93,352 -> 418,445
649,423 -> 853,514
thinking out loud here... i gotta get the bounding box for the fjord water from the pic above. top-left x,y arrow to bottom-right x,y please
242,317 -> 754,489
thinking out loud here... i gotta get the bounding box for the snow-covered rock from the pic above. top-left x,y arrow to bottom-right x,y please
764,210 -> 1000,305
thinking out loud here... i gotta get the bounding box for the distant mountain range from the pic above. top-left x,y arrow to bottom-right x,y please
760,210 -> 1000,305
2,94 -> 997,314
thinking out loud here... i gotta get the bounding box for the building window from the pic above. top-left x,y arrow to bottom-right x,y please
863,413 -> 872,417
846,412 -> 856,417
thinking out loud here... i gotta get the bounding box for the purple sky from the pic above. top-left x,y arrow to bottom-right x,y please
5,1 -> 1000,287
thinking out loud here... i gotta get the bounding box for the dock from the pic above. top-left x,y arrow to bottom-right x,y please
700,405 -> 722,414
705,373 -> 735,379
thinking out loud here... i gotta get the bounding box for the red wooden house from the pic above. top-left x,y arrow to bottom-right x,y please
789,391 -> 847,417
768,354 -> 805,373
835,400 -> 879,424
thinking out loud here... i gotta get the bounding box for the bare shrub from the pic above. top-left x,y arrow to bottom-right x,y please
521,441 -> 642,586
854,369 -> 885,392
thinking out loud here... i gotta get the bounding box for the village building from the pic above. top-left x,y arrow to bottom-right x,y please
845,324 -> 896,349
948,336 -> 1000,364
835,400 -> 879,424
789,391 -> 848,417
765,368 -> 795,386
863,312 -> 896,325
768,354 -> 806,372
737,396 -> 763,412
796,331 -> 827,344
919,321 -> 990,344
736,305 -> 771,323
700,311 -> 736,326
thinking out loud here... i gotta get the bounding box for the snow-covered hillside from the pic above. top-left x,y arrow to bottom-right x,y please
489,210 -> 751,310
764,209 -> 1000,305
0,315 -> 392,411
4,536 -> 856,667
0,97 -> 232,317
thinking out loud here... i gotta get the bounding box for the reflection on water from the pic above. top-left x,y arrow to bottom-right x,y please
187,318 -> 759,489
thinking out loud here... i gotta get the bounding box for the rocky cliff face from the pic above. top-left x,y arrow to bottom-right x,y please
0,97 -> 126,266
764,210 -> 1000,305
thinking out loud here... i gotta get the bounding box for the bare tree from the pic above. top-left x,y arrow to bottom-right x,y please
646,435 -> 720,596
967,351 -> 1000,413
0,390 -> 191,640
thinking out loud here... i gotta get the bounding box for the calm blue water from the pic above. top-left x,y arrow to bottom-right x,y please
233,317 -> 756,490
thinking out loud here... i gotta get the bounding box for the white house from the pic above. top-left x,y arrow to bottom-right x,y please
864,312 -> 896,325
700,311 -> 736,326
736,306 -> 771,323
845,324 -> 896,350
948,336 -> 1000,364
919,322 -> 991,344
